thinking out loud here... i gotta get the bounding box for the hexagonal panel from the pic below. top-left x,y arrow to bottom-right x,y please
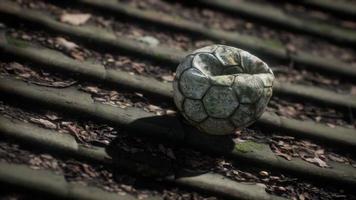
179,68 -> 210,99
181,111 -> 198,126
193,45 -> 218,54
240,51 -> 256,71
199,118 -> 235,135
265,86 -> 273,99
240,51 -> 271,74
214,45 -> 241,66
252,61 -> 270,74
183,98 -> 208,122
203,86 -> 239,118
210,75 -> 235,86
255,87 -> 273,118
173,80 -> 184,111
254,73 -> 274,87
222,66 -> 244,75
231,103 -> 256,128
233,75 -> 264,104
176,54 -> 194,78
192,53 -> 222,76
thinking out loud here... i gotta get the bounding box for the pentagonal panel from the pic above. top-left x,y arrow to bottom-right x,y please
176,54 -> 194,78
179,68 -> 210,99
255,87 -> 273,119
254,74 -> 274,87
233,75 -> 264,104
192,53 -> 222,76
183,98 -> 208,122
193,45 -> 218,54
199,118 -> 235,135
214,45 -> 241,66
231,103 -> 256,128
203,86 -> 239,118
173,80 -> 184,111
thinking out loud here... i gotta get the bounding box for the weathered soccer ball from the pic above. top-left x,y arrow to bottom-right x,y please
173,45 -> 274,135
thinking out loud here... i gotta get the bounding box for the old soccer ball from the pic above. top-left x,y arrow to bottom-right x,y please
173,45 -> 274,135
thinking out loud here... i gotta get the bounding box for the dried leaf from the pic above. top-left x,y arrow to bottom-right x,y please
165,109 -> 176,115
166,148 -> 176,159
132,63 -> 145,74
161,75 -> 174,82
30,118 -> 57,129
70,51 -> 85,61
305,157 -> 329,168
82,164 -> 96,177
56,37 -> 78,51
326,123 -> 336,128
351,85 -> 356,96
45,114 -> 59,121
259,171 -> 269,177
276,151 -> 292,160
30,80 -> 77,88
342,21 -> 356,29
328,153 -> 345,163
146,104 -> 161,112
272,135 -> 294,140
314,149 -> 324,156
82,86 -> 100,94
51,81 -> 77,88
7,62 -> 34,78
277,186 -> 286,192
60,13 -> 91,25
137,36 -> 159,47
64,123 -> 85,143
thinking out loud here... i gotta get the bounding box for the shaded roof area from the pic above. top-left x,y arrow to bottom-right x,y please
0,0 -> 355,199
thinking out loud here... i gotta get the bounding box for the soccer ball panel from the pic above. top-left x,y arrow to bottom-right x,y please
199,118 -> 235,135
176,54 -> 194,78
192,53 -> 222,76
240,51 -> 270,74
222,66 -> 244,75
179,68 -> 210,99
231,103 -> 256,128
173,80 -> 184,111
193,45 -> 218,54
254,73 -> 274,87
255,87 -> 273,119
265,86 -> 273,99
210,75 -> 235,86
240,51 -> 255,72
214,45 -> 241,66
233,74 -> 264,104
203,86 -> 239,118
183,98 -> 208,123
